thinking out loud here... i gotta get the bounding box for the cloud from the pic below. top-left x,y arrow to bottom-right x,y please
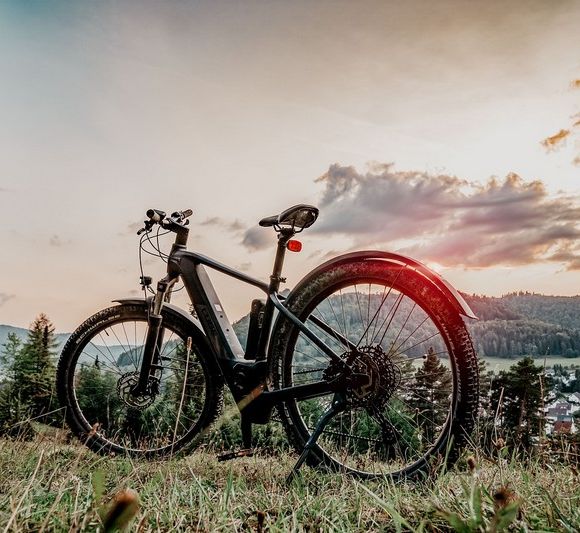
49,235 -> 73,247
312,164 -> 580,270
237,262 -> 252,272
126,222 -> 143,234
241,226 -> 272,251
0,293 -> 15,307
200,217 -> 245,232
49,235 -> 64,247
229,220 -> 245,232
200,216 -> 222,226
200,216 -> 271,251
541,129 -> 570,151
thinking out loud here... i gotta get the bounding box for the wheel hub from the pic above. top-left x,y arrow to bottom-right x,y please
324,345 -> 402,408
117,371 -> 158,409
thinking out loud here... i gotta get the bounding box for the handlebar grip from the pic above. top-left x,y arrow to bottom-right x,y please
170,209 -> 193,221
146,209 -> 166,222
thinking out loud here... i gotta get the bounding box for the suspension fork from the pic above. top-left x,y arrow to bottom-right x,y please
131,275 -> 176,396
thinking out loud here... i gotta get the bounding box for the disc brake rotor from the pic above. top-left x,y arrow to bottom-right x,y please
117,371 -> 157,409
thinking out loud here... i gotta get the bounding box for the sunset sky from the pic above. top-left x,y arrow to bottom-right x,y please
0,0 -> 579,331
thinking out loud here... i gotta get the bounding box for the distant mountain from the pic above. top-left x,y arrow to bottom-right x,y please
2,292 -> 579,363
233,292 -> 580,359
460,293 -> 580,357
500,293 -> 580,330
462,293 -> 580,329
0,324 -> 69,353
0,325 -> 29,347
461,294 -> 523,321
0,324 -> 133,373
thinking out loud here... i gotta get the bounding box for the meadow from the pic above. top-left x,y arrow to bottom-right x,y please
481,356 -> 580,372
1,425 -> 578,532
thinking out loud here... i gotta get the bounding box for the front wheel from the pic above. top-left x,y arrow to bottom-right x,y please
270,260 -> 479,480
57,303 -> 223,458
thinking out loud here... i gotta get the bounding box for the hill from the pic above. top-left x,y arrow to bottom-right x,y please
0,325 -> 127,372
462,293 -> 580,329
501,292 -> 580,330
0,324 -> 70,351
2,292 -> 579,365
462,293 -> 580,358
233,292 -> 580,359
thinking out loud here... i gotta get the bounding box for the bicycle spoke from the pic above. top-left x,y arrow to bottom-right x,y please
69,313 -> 211,455
374,292 -> 404,347
368,283 -> 388,345
285,268 -> 463,477
356,267 -> 404,348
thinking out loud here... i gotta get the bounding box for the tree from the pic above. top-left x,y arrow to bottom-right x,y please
490,357 -> 547,451
0,333 -> 22,432
0,332 -> 21,377
6,314 -> 59,425
410,347 -> 452,444
75,364 -> 121,430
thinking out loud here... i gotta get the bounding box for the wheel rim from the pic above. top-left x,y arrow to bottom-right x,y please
70,315 -> 208,454
284,278 -> 457,477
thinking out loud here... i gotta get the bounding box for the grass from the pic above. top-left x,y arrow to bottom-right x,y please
1,427 -> 579,532
481,356 -> 580,372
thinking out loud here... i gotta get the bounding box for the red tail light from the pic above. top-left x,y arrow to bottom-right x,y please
287,240 -> 302,252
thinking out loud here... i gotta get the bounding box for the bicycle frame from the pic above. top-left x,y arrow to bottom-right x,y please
58,207 -> 480,476
135,226 -> 349,427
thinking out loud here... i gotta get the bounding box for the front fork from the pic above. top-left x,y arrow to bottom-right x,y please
131,275 -> 176,397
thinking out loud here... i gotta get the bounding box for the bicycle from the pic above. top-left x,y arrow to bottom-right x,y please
57,204 -> 479,480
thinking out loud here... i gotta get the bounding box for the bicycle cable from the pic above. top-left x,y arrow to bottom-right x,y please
138,224 -> 186,294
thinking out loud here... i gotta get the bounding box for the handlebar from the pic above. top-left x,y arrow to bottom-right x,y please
146,209 -> 166,222
172,209 -> 193,220
137,208 -> 193,235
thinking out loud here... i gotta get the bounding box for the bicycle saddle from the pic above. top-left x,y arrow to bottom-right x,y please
259,204 -> 319,230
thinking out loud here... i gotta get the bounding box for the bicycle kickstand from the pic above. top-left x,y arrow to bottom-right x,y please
286,393 -> 346,483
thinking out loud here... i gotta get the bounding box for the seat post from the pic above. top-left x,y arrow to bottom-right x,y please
269,228 -> 293,292
255,228 -> 294,360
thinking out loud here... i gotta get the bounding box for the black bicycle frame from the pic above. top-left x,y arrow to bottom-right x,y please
135,225 -> 351,425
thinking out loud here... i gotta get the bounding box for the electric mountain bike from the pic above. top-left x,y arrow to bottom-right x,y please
57,205 -> 479,480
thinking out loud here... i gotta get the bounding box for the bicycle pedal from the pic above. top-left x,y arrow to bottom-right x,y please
217,449 -> 255,462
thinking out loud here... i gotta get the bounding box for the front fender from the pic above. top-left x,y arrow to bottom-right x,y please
292,251 -> 477,319
112,297 -> 208,331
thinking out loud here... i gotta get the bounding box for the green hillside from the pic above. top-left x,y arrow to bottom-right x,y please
463,293 -> 580,358
2,292 -> 579,366
463,292 -> 580,329
233,292 -> 580,359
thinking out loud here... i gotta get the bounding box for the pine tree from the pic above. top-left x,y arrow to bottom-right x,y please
490,357 -> 546,451
11,314 -> 58,422
410,347 -> 452,443
0,333 -> 29,435
0,334 -> 22,429
75,364 -> 121,430
0,332 -> 21,372
476,359 -> 500,452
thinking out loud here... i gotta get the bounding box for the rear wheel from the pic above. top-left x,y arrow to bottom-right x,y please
270,260 -> 478,479
57,303 -> 223,458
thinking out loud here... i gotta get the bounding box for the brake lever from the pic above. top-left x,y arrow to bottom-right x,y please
137,220 -> 155,235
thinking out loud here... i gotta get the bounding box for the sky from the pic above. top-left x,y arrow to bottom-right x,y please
0,0 -> 579,331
